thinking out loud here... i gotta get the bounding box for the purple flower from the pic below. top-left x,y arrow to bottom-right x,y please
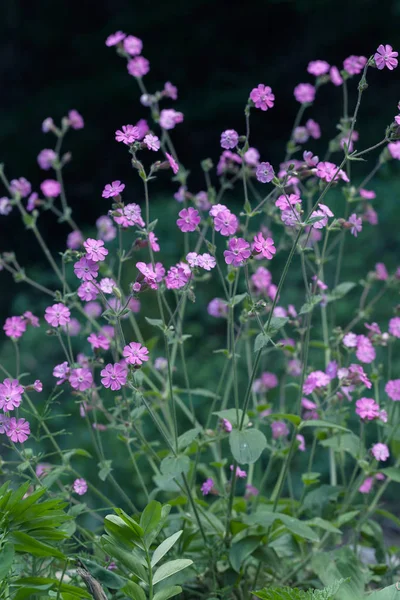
6,418 -> 30,443
123,35 -> 143,56
224,237 -> 251,267
44,303 -> 71,327
343,55 -> 367,75
256,161 -> 275,183
250,84 -> 275,111
123,342 -> 149,366
105,31 -> 126,47
37,149 -> 57,170
220,129 -> 239,150
3,316 -> 26,339
74,257 -> 99,281
371,443 -> 389,462
207,298 -> 228,318
84,238 -> 108,262
201,478 -> 214,496
101,363 -> 128,390
307,60 -> 330,76
374,44 -> 398,71
127,56 -> 150,77
214,209 -> 238,236
144,134 -> 160,151
73,478 -> 88,495
68,109 -> 84,130
294,83 -> 316,104
385,379 -> 400,401
69,368 -> 93,392
115,125 -> 140,145
177,207 -> 200,232
102,180 -> 125,198
252,232 -> 276,259
159,109 -> 184,130
40,179 -> 61,198
0,378 -> 24,411
348,213 -> 362,237
271,421 -> 289,439
355,398 -> 380,421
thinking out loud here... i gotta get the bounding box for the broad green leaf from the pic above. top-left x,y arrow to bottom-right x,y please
151,530 -> 183,568
254,316 -> 289,352
12,577 -> 91,599
0,542 -> 14,579
336,510 -> 359,528
229,536 -> 260,572
145,317 -> 164,329
278,514 -> 319,542
253,579 -> 345,599
152,558 -> 193,585
213,408 -> 249,428
229,429 -> 267,464
122,580 -> 147,600
11,531 -> 66,559
254,332 -> 272,352
319,433 -> 363,458
268,413 -> 301,427
379,467 -> 400,482
140,501 -> 162,539
177,427 -> 202,450
160,455 -> 191,479
311,547 -> 367,600
368,585 -> 399,600
98,459 -> 113,481
299,420 -> 350,433
306,518 -> 342,535
230,293 -> 248,307
326,282 -> 356,303
153,586 -> 183,600
102,539 -> 148,583
299,295 -> 323,315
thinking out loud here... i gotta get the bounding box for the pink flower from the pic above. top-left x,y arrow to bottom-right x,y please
144,134 -> 160,151
209,203 -> 228,217
256,161 -> 275,183
165,265 -> 190,289
359,188 -> 376,199
243,147 -> 260,166
177,207 -> 200,232
37,149 -> 57,170
114,203 -> 145,228
276,194 -> 301,211
375,262 -> 388,281
374,44 -> 398,70
250,84 -> 275,110
296,434 -> 306,451
251,266 -> 272,293
330,66 -> 343,86
166,153 -> 179,174
221,419 -> 232,433
77,282 -> 98,302
73,478 -> 88,495
74,257 -> 99,281
123,35 -> 142,56
105,31 -> 126,46
224,237 -> 251,267
115,125 -> 140,145
88,333 -> 110,351
303,151 -> 319,167
69,368 -> 93,391
308,60 -> 330,76
359,477 -> 374,494
207,298 -> 228,318
201,478 -> 214,495
102,180 -> 125,198
371,443 -> 390,462
389,317 -> 400,338
136,262 -> 158,289
148,231 -> 160,252
343,332 -> 358,348
53,362 -> 70,385
4,316 -> 26,339
6,418 -> 30,443
10,178 -> 31,198
101,363 -> 128,390
67,230 -> 84,249
0,378 -> 24,411
388,141 -> 400,159
386,379 -> 400,400
0,197 -> 12,215
343,55 -> 367,75
294,83 -> 316,104
214,209 -> 238,236
40,179 -> 61,198
198,253 -> 216,271
84,238 -> 108,262
42,118 -> 54,133
305,119 -> 321,139
44,303 -> 71,327
348,213 -> 362,237
355,398 -> 380,420
123,342 -> 149,366
315,161 -> 349,183
97,216 -> 117,242
220,129 -> 239,150
159,109 -> 184,130
68,109 -> 84,130
347,364 -> 372,389
164,81 -> 178,100
303,370 -> 330,394
293,126 -> 309,144
253,233 -> 276,259
271,420 -> 289,439
356,335 -> 376,364
230,465 -> 247,478
33,380 -> 43,392
127,56 -> 150,77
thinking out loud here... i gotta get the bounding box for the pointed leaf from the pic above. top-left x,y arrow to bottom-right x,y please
151,530 -> 183,568
229,429 -> 267,464
152,559 -> 193,585
153,586 -> 182,600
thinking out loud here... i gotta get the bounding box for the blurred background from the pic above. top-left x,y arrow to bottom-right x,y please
1,0 -> 400,505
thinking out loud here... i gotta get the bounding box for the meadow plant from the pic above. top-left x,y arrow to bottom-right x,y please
1,35 -> 400,599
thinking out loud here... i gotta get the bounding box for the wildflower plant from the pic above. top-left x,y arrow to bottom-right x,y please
0,34 -> 400,600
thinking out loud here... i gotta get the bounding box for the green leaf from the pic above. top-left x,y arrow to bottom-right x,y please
102,538 -> 148,583
336,510 -> 359,528
230,293 -> 248,307
229,536 -> 260,572
11,532 -> 66,559
368,584 -> 399,599
0,542 -> 14,579
151,530 -> 183,568
140,501 -> 162,540
229,429 -> 267,464
213,408 -> 249,428
299,420 -> 350,433
299,295 -> 323,315
254,332 -> 272,352
253,579 -> 346,599
254,316 -> 289,352
278,514 -> 319,542
311,548 -> 367,600
326,282 -> 356,303
152,558 -> 193,585
319,433 -> 364,458
98,459 -> 113,481
268,413 -> 301,427
379,467 -> 400,482
122,580 -> 147,600
177,427 -> 202,450
153,586 -> 183,600
145,317 -> 164,329
160,455 -> 191,479
306,518 -> 342,535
